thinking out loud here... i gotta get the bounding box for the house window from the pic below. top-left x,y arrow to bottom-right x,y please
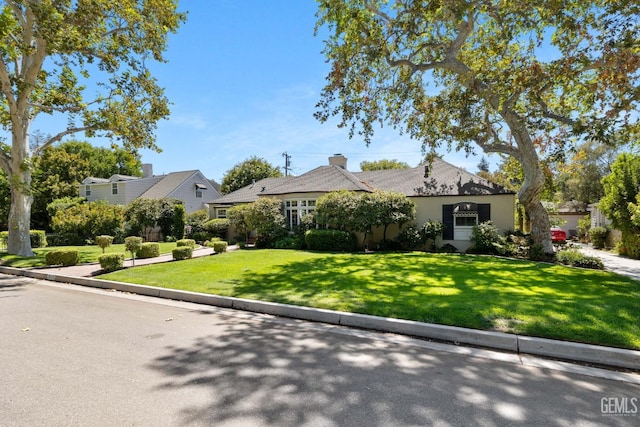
85,185 -> 91,197
217,209 -> 227,219
112,183 -> 118,195
195,183 -> 207,198
453,202 -> 479,240
453,213 -> 478,240
284,199 -> 316,229
442,202 -> 490,240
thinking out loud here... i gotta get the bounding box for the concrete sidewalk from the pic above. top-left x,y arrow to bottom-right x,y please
36,246 -> 218,277
577,243 -> 640,281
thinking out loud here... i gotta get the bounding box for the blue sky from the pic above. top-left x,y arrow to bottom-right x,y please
37,0 -> 491,182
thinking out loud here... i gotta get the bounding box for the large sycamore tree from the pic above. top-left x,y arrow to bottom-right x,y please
315,0 -> 640,253
0,0 -> 185,256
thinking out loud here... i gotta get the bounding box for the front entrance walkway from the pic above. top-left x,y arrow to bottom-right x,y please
578,244 -> 640,281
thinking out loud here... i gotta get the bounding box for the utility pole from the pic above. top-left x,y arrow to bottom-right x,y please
282,152 -> 292,176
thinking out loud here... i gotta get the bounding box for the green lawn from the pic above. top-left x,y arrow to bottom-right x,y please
0,242 -> 178,268
100,249 -> 640,350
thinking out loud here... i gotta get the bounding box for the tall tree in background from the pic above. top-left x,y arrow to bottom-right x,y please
315,0 -> 640,253
360,159 -> 410,171
30,141 -> 142,229
0,1 -> 185,256
220,156 -> 283,195
555,141 -> 620,207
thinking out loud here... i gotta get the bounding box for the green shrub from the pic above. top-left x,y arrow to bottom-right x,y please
202,218 -> 230,239
172,246 -> 193,260
99,253 -> 125,272
51,200 -> 125,245
211,241 -> 228,253
95,235 -> 114,253
189,231 -> 210,244
468,221 -> 505,255
45,250 -> 79,266
176,238 -> 196,249
30,230 -> 47,248
0,231 -> 7,248
396,225 -> 424,250
305,229 -> 356,252
577,215 -> 591,241
556,248 -> 604,270
274,235 -> 305,250
618,232 -> 640,259
589,226 -> 608,249
136,242 -> 160,259
124,236 -> 143,266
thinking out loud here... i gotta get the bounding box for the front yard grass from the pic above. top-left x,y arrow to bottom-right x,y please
0,242 -> 178,268
100,249 -> 640,350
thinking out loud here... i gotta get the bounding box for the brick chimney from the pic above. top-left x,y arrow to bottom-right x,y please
329,154 -> 347,170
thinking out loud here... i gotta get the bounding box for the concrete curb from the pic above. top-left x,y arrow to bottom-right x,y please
2,265 -> 638,371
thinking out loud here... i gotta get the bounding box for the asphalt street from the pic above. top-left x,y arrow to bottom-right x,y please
1,274 -> 638,427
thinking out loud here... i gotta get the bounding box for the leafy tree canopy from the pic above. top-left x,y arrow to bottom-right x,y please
28,140 -> 142,229
360,159 -> 411,171
0,0 -> 185,255
220,156 -> 283,195
315,0 -> 640,253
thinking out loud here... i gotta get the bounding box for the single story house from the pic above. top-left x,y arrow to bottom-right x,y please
79,164 -> 220,213
208,155 -> 516,251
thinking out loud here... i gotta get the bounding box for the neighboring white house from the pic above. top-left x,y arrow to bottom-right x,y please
79,164 -> 220,213
208,155 -> 516,251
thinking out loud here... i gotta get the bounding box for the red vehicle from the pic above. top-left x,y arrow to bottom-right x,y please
551,227 -> 567,243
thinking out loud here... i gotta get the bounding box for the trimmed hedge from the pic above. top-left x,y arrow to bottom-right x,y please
136,242 -> 160,259
99,253 -> 125,272
45,250 -> 79,266
176,238 -> 196,249
95,235 -> 114,253
211,241 -> 228,253
172,246 -> 193,260
305,229 -> 356,252
556,248 -> 604,270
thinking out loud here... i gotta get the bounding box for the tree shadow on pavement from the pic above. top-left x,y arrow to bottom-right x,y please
146,313 -> 637,426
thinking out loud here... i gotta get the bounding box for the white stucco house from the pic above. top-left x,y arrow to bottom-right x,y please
79,164 -> 220,213
208,155 -> 516,251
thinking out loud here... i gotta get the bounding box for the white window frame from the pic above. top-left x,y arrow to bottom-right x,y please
111,183 -> 118,195
85,185 -> 91,197
284,199 -> 316,229
217,209 -> 227,219
453,212 -> 478,240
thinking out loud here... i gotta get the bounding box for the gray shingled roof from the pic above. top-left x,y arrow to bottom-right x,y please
209,177 -> 293,205
355,158 -> 512,196
262,166 -> 373,195
139,170 -> 199,199
208,158 -> 512,205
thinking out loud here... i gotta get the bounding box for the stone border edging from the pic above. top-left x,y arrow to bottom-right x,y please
2,265 -> 638,371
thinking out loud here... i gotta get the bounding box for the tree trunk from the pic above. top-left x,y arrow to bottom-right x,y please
504,113 -> 554,254
6,122 -> 34,257
7,170 -> 34,257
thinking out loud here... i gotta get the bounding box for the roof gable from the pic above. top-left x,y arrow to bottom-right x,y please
139,170 -> 200,199
355,158 -> 512,196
